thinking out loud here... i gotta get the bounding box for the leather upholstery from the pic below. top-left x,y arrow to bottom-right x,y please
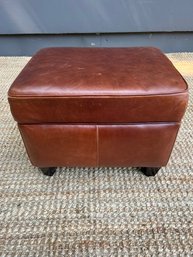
9,94 -> 188,123
98,123 -> 179,167
19,124 -> 97,167
8,47 -> 189,168
19,123 -> 179,167
8,47 -> 187,96
8,47 -> 188,124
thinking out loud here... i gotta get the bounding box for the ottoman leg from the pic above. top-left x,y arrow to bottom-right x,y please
140,167 -> 160,177
40,167 -> 57,176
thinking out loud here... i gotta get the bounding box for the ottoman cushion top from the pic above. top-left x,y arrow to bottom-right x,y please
8,47 -> 188,123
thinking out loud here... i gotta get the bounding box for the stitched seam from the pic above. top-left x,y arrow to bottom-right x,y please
8,90 -> 189,99
96,125 -> 99,166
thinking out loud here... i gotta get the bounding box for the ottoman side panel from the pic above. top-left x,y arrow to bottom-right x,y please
18,124 -> 97,167
8,92 -> 188,123
98,123 -> 180,167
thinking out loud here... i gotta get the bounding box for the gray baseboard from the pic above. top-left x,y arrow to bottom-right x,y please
1,32 -> 193,56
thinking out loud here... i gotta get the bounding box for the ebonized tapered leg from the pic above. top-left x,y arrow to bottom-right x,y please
140,167 -> 160,177
40,167 -> 57,176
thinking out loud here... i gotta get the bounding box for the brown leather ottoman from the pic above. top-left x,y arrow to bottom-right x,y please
8,47 -> 188,176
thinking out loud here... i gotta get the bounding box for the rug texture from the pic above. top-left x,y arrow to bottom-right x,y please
0,53 -> 193,257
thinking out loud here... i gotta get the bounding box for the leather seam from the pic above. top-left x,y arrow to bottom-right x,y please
18,122 -> 181,126
8,90 -> 188,99
96,125 -> 99,167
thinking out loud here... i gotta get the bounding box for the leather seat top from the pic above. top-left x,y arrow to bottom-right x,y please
8,47 -> 187,97
8,47 -> 188,124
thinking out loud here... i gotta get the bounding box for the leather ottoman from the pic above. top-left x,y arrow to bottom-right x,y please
8,47 -> 188,176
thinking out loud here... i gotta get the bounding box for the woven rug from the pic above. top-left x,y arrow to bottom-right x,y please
0,53 -> 193,257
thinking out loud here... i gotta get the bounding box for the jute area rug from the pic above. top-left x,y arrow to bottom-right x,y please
0,53 -> 193,256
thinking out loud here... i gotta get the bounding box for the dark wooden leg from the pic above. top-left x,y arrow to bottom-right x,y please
140,167 -> 160,177
40,167 -> 57,176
